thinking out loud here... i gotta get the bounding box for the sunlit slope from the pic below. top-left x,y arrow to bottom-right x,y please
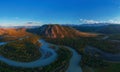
0,28 -> 33,41
27,24 -> 97,38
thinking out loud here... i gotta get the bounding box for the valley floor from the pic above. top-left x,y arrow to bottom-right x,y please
0,35 -> 120,72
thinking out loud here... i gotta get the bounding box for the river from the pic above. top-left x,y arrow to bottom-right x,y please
0,39 -> 82,72
0,40 -> 57,68
66,46 -> 82,72
85,46 -> 120,62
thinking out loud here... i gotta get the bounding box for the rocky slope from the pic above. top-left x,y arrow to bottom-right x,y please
27,24 -> 97,38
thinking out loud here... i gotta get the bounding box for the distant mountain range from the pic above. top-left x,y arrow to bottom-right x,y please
69,24 -> 120,34
0,26 -> 40,29
0,23 -> 119,39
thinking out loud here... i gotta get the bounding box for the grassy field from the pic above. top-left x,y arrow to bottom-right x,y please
81,53 -> 120,72
94,62 -> 120,72
0,36 -> 41,62
45,37 -> 89,54
109,34 -> 120,40
46,37 -> 120,54
88,39 -> 120,54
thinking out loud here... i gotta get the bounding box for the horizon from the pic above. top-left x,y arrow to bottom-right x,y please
0,23 -> 120,27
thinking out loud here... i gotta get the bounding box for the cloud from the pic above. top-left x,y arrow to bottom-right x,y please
107,19 -> 120,24
80,19 -> 99,24
25,21 -> 42,26
79,19 -> 120,24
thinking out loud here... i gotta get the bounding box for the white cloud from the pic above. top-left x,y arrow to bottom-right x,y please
25,21 -> 43,26
79,19 -> 120,24
107,19 -> 120,24
80,19 -> 99,24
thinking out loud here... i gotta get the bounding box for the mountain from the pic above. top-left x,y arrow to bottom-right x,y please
27,24 -> 97,38
70,24 -> 120,34
0,28 -> 29,36
0,28 -> 32,41
69,24 -> 106,33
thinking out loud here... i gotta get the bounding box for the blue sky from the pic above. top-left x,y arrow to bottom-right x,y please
0,0 -> 120,26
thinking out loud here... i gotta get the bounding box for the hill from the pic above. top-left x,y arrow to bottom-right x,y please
0,28 -> 32,41
27,24 -> 97,38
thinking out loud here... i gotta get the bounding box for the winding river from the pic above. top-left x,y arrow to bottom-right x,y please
0,40 -> 57,68
0,39 -> 82,72
66,46 -> 82,72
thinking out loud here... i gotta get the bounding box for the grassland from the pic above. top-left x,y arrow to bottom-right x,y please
0,36 -> 41,62
108,34 -> 120,40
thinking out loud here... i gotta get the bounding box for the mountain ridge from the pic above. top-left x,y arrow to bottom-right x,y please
27,24 -> 97,38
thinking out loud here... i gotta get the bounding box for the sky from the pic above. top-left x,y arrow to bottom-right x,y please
0,0 -> 120,26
